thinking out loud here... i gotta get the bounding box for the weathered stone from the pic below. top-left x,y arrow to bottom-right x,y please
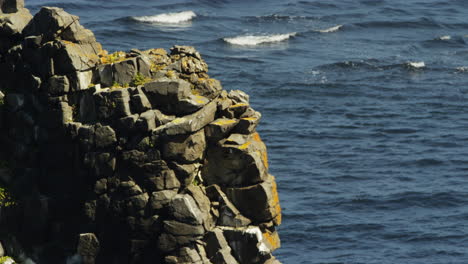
205,118 -> 238,141
130,87 -> 151,113
0,8 -> 32,36
84,152 -> 116,177
157,100 -> 217,136
95,125 -> 117,148
228,90 -> 249,105
136,55 -> 152,78
1,0 -> 24,13
115,114 -> 138,134
222,226 -> 272,264
186,185 -> 213,230
112,58 -> 137,86
169,194 -> 204,225
69,70 -> 93,91
195,78 -> 222,99
144,77 -> 206,115
202,133 -> 269,187
170,45 -> 202,60
54,40 -> 101,74
119,180 -> 143,196
135,110 -> 156,132
94,178 -> 107,195
204,229 -> 239,264
163,220 -> 205,236
47,75 -> 70,95
162,129 -> 206,163
170,162 -> 201,187
126,193 -> 149,213
77,233 -> 99,264
97,64 -> 113,87
154,109 -> 175,126
225,175 -> 282,225
109,88 -> 131,117
233,114 -> 261,135
181,56 -> 208,74
149,190 -> 177,210
205,185 -> 251,228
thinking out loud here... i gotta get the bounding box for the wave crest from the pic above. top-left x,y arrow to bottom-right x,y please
317,24 -> 343,33
132,11 -> 196,24
223,33 -> 296,46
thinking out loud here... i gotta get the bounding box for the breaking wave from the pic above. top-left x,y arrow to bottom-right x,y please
223,33 -> 296,46
132,11 -> 196,24
316,24 -> 343,33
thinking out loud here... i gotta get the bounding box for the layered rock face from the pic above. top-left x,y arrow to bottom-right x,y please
0,1 -> 281,263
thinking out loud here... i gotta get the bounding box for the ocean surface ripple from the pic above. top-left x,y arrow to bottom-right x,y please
28,0 -> 468,263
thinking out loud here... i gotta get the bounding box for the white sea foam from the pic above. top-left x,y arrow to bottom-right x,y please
133,11 -> 196,24
456,66 -> 468,72
406,61 -> 425,69
317,24 -> 343,33
223,33 -> 296,46
436,35 -> 451,40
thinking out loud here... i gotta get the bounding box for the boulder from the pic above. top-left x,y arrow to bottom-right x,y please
144,77 -> 209,115
149,190 -> 177,211
205,185 -> 251,228
0,8 -> 32,36
162,129 -> 206,163
225,175 -> 282,225
169,194 -> 204,225
222,226 -> 272,264
163,220 -> 205,237
205,118 -> 239,141
112,58 -> 137,86
47,75 -> 70,95
204,229 -> 239,264
156,100 -> 217,136
1,0 -> 24,13
202,133 -> 269,187
94,125 -> 117,148
77,233 -> 100,264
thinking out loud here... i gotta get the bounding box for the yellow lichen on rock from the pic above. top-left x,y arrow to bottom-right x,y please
213,119 -> 237,126
262,229 -> 281,251
238,141 -> 251,150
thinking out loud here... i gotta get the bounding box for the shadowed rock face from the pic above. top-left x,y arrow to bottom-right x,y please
0,1 -> 282,263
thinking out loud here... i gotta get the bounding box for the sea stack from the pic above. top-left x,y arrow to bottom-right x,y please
0,1 -> 282,263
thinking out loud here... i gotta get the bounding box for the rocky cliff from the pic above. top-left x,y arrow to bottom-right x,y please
0,1 -> 282,263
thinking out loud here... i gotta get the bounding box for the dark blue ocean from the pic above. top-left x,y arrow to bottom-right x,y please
29,0 -> 468,263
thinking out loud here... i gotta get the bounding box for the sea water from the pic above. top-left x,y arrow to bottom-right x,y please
28,0 -> 468,263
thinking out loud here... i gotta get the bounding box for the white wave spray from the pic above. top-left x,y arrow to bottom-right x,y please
132,11 -> 196,24
406,61 -> 425,69
223,33 -> 296,46
317,24 -> 343,33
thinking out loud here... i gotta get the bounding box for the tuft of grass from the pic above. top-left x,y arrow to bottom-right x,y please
130,72 -> 151,87
100,51 -> 127,65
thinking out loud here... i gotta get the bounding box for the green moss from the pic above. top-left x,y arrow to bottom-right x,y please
130,72 -> 151,87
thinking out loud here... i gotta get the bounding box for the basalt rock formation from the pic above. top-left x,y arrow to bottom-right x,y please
0,1 -> 282,263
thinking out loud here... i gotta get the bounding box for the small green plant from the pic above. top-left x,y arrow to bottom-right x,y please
0,186 -> 16,208
0,256 -> 16,263
130,72 -> 151,87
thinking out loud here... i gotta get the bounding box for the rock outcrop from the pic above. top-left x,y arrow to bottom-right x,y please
0,1 -> 282,263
